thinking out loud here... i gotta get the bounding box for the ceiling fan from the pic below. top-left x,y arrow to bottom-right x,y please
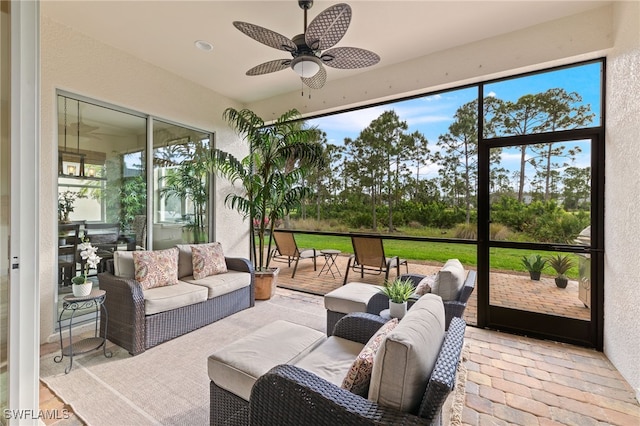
233,0 -> 380,89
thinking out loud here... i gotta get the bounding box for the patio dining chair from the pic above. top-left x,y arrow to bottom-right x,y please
84,222 -> 121,272
269,231 -> 319,278
343,235 -> 408,285
58,223 -> 81,286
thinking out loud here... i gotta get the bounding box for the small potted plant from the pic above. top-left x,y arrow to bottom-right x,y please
58,190 -> 85,223
547,254 -> 574,288
71,240 -> 102,297
521,254 -> 547,281
380,278 -> 415,319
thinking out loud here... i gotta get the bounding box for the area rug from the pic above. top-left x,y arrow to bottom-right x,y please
40,292 -> 326,426
41,290 -> 468,425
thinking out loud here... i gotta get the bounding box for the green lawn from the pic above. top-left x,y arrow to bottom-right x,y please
288,233 -> 580,279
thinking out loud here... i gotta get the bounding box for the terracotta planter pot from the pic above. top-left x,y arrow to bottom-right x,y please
254,268 -> 279,300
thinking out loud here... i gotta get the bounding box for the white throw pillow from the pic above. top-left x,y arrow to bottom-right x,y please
113,250 -> 135,278
431,259 -> 465,301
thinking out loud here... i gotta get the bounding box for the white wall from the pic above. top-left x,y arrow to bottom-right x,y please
603,1 -> 640,403
40,16 -> 248,343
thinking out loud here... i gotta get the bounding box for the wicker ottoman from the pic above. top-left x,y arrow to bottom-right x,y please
324,282 -> 389,335
208,320 -> 325,424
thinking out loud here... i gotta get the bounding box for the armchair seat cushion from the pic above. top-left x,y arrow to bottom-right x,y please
293,336 -> 364,387
181,270 -> 251,299
208,320 -> 325,401
143,281 -> 208,315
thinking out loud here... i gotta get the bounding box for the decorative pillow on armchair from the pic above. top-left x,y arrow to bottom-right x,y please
341,318 -> 399,396
191,242 -> 228,280
415,274 -> 435,296
133,248 -> 179,290
431,258 -> 466,301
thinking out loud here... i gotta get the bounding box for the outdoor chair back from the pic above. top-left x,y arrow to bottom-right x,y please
343,235 -> 408,285
58,223 -> 81,286
270,231 -> 319,278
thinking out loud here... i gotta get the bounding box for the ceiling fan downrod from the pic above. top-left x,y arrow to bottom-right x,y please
299,0 -> 313,31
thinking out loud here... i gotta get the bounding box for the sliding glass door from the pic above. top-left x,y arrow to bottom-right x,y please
56,94 -> 214,326
152,120 -> 212,248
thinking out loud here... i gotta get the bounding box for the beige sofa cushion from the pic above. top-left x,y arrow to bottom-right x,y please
294,336 -> 364,387
368,294 -> 446,413
177,244 -> 195,278
431,259 -> 465,301
181,270 -> 251,299
208,320 -> 325,401
143,281 -> 208,315
113,250 -> 135,278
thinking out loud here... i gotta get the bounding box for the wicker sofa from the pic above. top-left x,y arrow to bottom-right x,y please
208,294 -> 466,425
99,244 -> 255,355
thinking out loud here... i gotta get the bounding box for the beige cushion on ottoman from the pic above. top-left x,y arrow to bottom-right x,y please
208,320 -> 325,401
324,282 -> 384,314
368,294 -> 446,413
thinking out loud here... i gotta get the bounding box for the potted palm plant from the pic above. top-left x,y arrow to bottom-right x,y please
521,254 -> 547,281
380,278 -> 415,319
547,254 -> 574,288
211,107 -> 324,299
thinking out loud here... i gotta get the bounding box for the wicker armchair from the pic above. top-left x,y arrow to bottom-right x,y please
402,270 -> 476,329
248,316 -> 467,425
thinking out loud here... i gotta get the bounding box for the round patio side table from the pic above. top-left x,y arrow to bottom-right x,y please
54,289 -> 112,374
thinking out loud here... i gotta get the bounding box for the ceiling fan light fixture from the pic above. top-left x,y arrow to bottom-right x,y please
291,55 -> 321,78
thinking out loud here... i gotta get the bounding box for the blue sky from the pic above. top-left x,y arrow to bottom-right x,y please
308,62 -> 601,188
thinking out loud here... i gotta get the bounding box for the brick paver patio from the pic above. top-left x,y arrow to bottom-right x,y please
273,253 -> 591,326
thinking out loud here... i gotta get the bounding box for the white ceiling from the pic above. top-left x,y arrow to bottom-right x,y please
42,1 -> 609,105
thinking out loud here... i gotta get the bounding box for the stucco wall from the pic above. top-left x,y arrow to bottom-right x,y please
40,16 -> 248,343
604,1 -> 640,403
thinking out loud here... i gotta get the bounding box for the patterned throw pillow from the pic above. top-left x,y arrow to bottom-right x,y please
415,274 -> 436,296
191,242 -> 228,280
341,318 -> 399,396
133,248 -> 179,290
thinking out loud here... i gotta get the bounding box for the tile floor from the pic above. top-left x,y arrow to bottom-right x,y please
40,285 -> 639,425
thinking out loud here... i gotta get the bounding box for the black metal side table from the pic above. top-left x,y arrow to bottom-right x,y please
319,249 -> 342,279
54,289 -> 112,373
